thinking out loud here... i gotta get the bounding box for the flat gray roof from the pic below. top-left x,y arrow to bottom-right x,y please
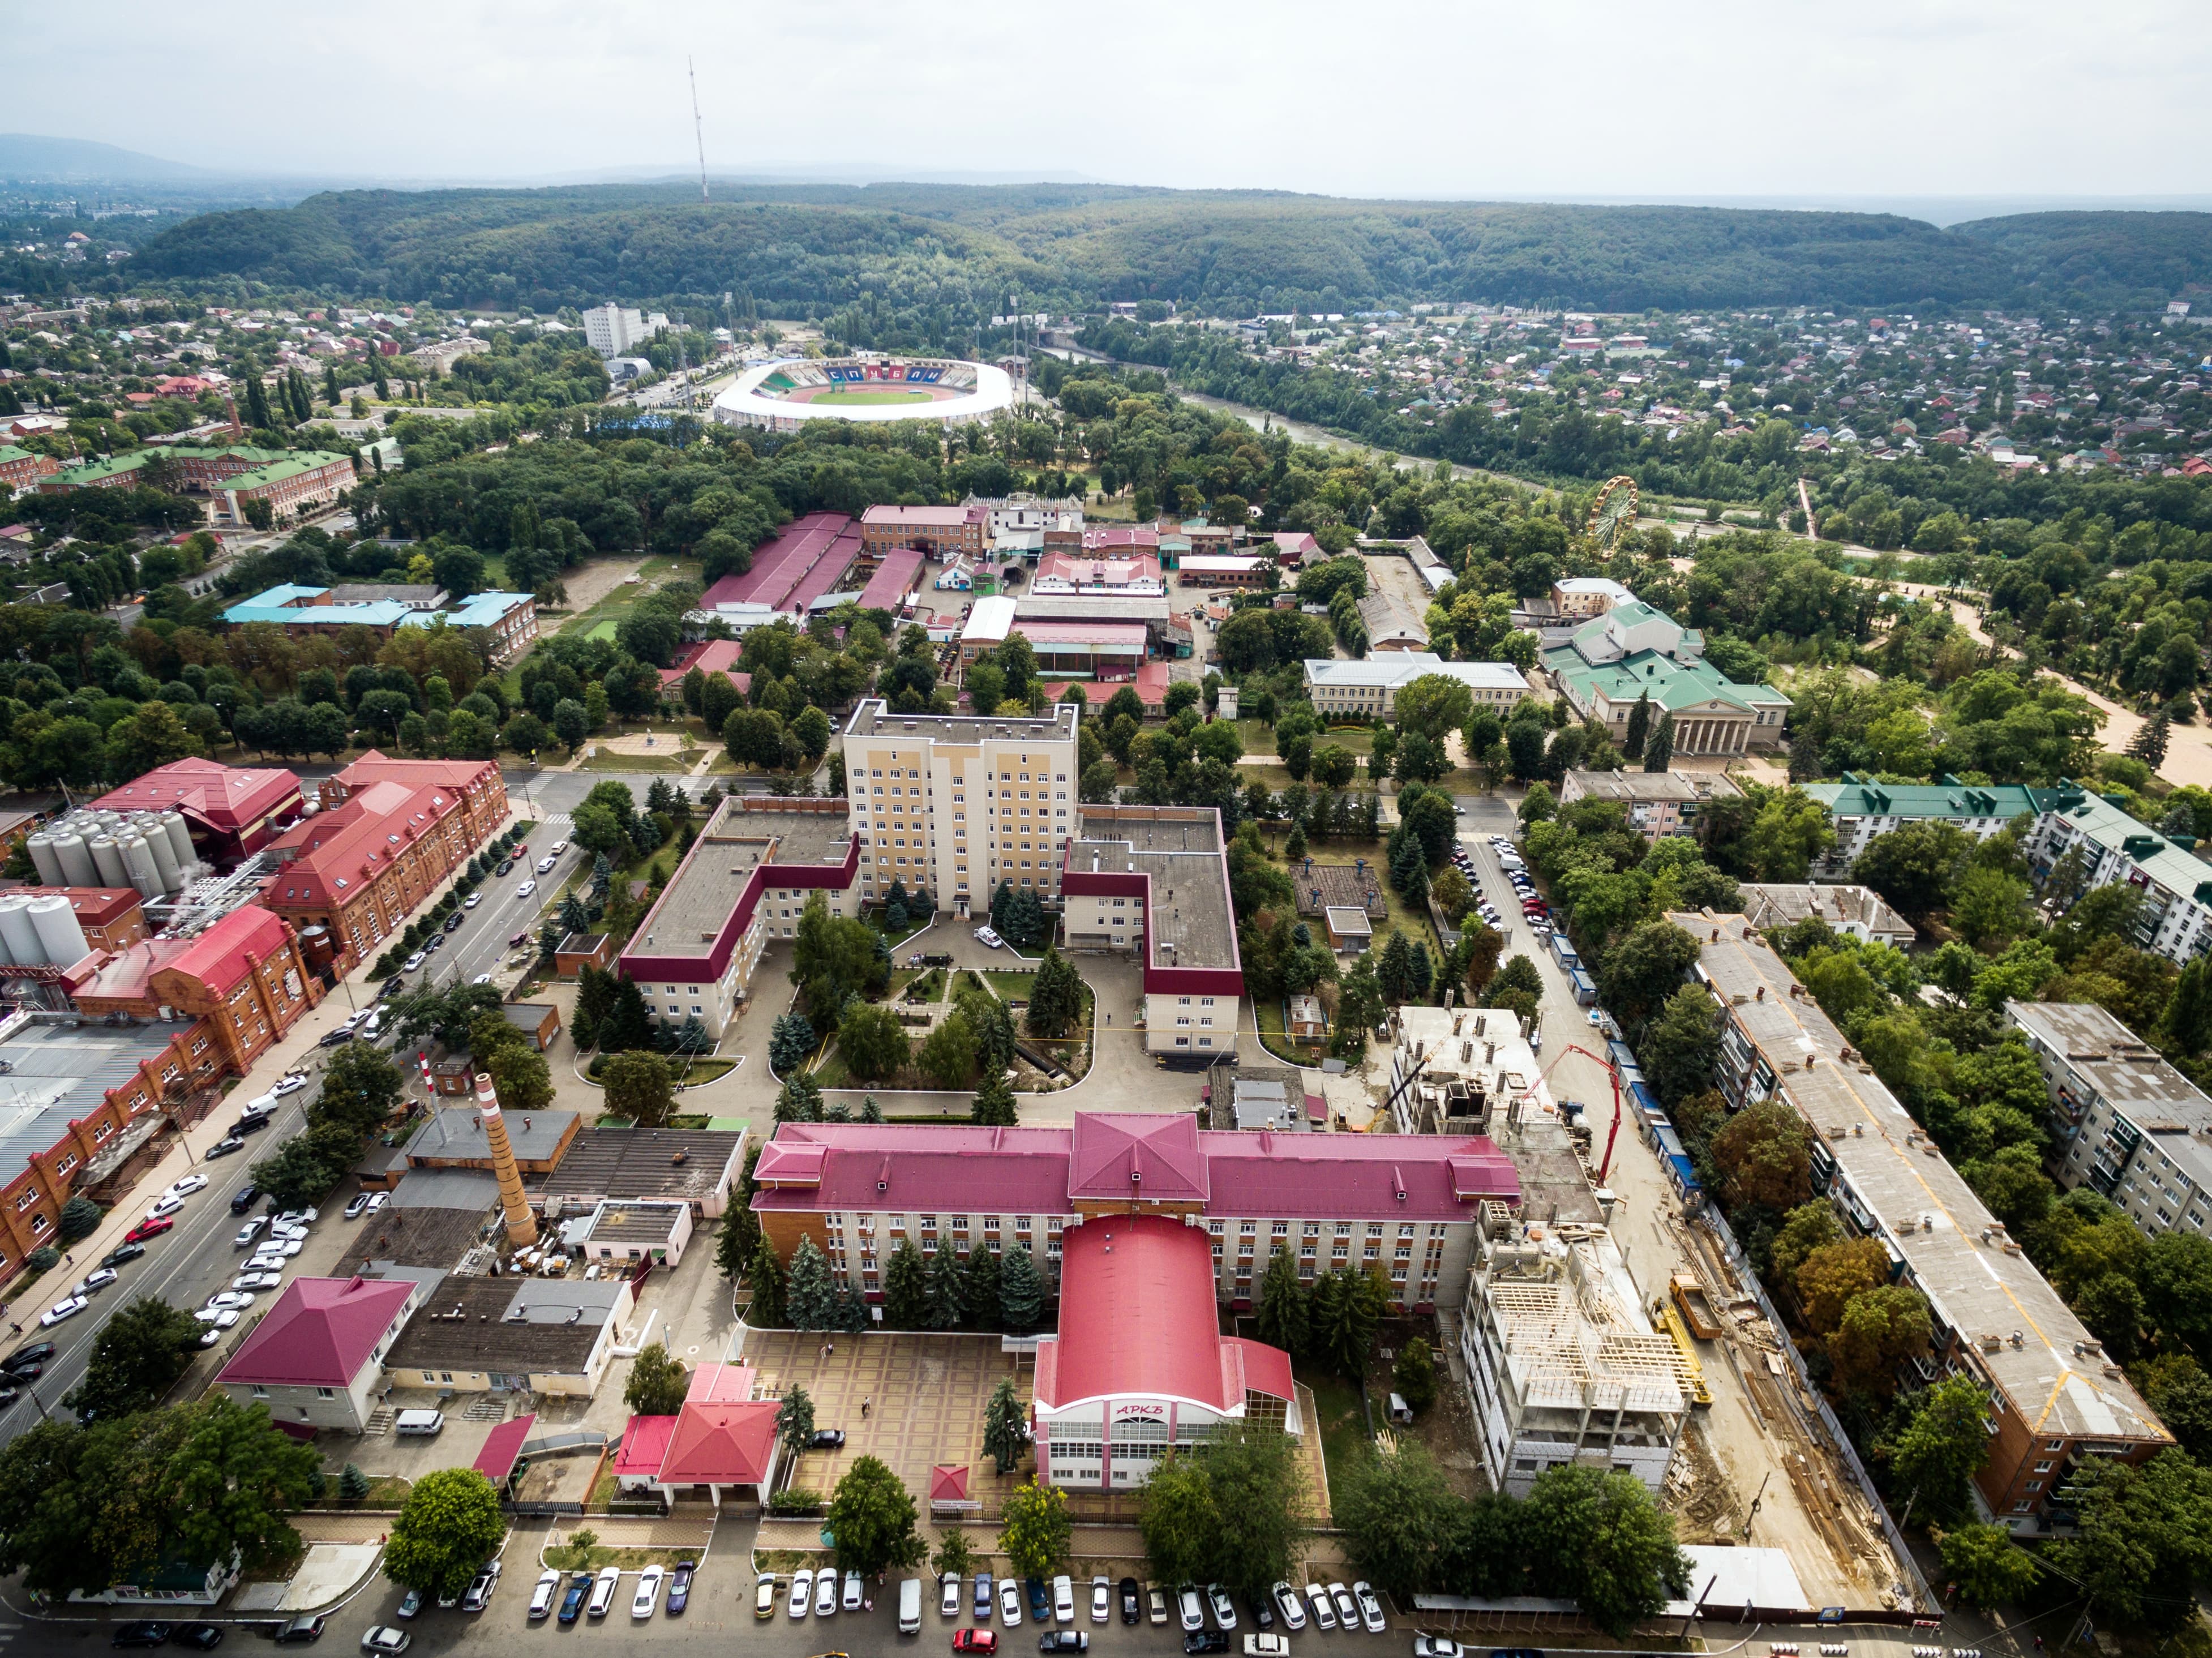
1071,806 -> 1234,971
406,1108 -> 577,1164
524,1125 -> 748,1211
0,1022 -> 185,1190
1678,912 -> 2166,1447
1562,768 -> 1741,806
636,799 -> 850,957
2007,1001 -> 2212,1128
844,698 -> 1078,746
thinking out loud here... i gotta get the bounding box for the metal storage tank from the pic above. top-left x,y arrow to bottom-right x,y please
27,896 -> 87,968
88,836 -> 127,888
24,834 -> 62,889
118,836 -> 161,900
296,923 -> 336,972
50,833 -> 97,888
138,824 -> 181,893
158,813 -> 196,872
0,896 -> 43,966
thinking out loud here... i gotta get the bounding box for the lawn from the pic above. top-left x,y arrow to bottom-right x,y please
806,388 -> 936,406
1250,833 -> 1437,954
543,1541 -> 701,1571
579,750 -> 697,772
310,1473 -> 410,1507
1254,997 -> 1324,1065
1237,719 -> 1376,755
1294,1362 -> 1369,1496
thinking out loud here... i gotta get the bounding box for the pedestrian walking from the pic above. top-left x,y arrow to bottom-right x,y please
862,1396 -> 871,1418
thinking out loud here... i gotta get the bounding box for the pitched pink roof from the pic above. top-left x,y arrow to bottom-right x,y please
1223,1337 -> 1294,1402
473,1412 -> 537,1480
930,1464 -> 970,1502
216,1275 -> 413,1389
613,1413 -> 680,1479
262,778 -> 465,909
1037,1215 -> 1229,1409
1204,1129 -> 1518,1221
704,512 -> 859,614
158,904 -> 297,997
1068,1114 -> 1208,1203
658,1400 -> 779,1485
92,757 -> 300,834
859,545 -> 925,612
687,1361 -> 756,1403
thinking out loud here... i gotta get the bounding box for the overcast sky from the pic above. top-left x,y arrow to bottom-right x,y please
14,0 -> 2212,203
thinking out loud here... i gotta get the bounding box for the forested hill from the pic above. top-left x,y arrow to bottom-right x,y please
130,181 -> 2212,315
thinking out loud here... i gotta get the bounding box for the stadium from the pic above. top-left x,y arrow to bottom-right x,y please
712,356 -> 1015,434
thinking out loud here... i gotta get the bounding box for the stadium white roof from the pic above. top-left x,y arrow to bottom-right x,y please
713,357 -> 1014,429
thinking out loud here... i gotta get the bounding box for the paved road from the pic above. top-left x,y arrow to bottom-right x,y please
392,827 -> 584,1002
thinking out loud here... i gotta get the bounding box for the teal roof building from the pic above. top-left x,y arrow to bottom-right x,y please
1541,601 -> 1790,757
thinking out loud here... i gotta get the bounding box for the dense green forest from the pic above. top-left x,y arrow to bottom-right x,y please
128,182 -> 2212,314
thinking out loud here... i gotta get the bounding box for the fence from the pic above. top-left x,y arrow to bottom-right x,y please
504,1500 -> 585,1517
1699,1207 -> 1935,1613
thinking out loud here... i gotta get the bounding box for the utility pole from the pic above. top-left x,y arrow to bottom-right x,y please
689,56 -> 709,204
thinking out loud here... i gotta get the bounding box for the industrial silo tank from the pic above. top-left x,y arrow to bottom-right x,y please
296,923 -> 336,971
118,836 -> 161,900
28,896 -> 87,968
50,832 -> 97,888
88,836 -> 126,889
159,813 -> 195,872
24,834 -> 62,889
138,824 -> 181,893
0,896 -> 43,966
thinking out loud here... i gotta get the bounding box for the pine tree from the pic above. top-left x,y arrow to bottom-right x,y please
924,1244 -> 967,1330
746,1235 -> 787,1326
1624,691 -> 1652,761
1025,946 -> 1084,1038
338,1462 -> 372,1500
1408,940 -> 1434,1002
1377,931 -> 1415,1002
2170,958 -> 2212,1054
990,880 -> 1016,935
1387,832 -> 1427,904
1643,710 -> 1675,773
1254,1248 -> 1310,1355
786,1235 -> 837,1329
883,1237 -> 928,1329
962,1246 -> 1002,1330
245,375 -> 272,430
983,1377 -> 1028,1474
1000,1243 -> 1047,1334
716,1176 -> 757,1280
2128,712 -> 2171,770
860,1093 -> 885,1124
599,975 -> 654,1051
835,1286 -> 870,1332
776,1073 -> 824,1123
971,1071 -> 1019,1126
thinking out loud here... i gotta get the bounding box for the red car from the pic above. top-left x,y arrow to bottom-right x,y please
955,1631 -> 1000,1654
123,1215 -> 174,1244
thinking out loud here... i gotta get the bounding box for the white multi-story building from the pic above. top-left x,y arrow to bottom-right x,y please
841,699 -> 1080,918
1385,1005 -> 1547,1135
1302,653 -> 1534,718
582,305 -> 670,358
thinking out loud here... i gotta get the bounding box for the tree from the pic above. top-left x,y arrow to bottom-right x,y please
883,1237 -> 928,1329
838,1001 -> 911,1083
1026,946 -> 1085,1038
1254,1249 -> 1310,1356
1827,1284 -> 1932,1395
770,1011 -> 817,1073
1641,710 -> 1674,772
1890,1376 -> 1995,1527
777,1385 -> 817,1462
2128,710 -> 2171,770
602,1049 -> 675,1127
57,1195 -> 104,1244
922,1243 -> 967,1331
383,1469 -> 509,1603
1310,1265 -> 1387,1378
1851,820 -> 1971,920
1767,1201 -> 1843,1289
63,1295 -> 201,1421
338,1463 -> 372,1501
1138,1452 -> 1221,1587
932,1526 -> 978,1583
971,1070 -> 1019,1128
1601,920 -> 1703,1030
623,1342 -> 689,1416
1623,691 -> 1651,761
983,1377 -> 1028,1475
1794,1238 -> 1891,1334
1521,1464 -> 1689,1638
1639,986 -> 1722,1109
963,1246 -> 1003,1333
786,1235 -> 838,1329
1335,1443 -> 1456,1602
320,1040 -> 406,1135
998,1477 -> 1071,1579
1000,1243 -> 1047,1334
918,1012 -> 980,1090
747,1235 -> 788,1327
1392,1337 -> 1438,1415
1936,1523 -> 2040,1609
1711,1099 -> 1812,1211
828,1455 -> 927,1574
2047,1450 -> 2212,1631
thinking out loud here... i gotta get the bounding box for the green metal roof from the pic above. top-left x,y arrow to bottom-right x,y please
1801,777 -> 2042,820
221,451 -> 349,490
1544,645 -> 1788,715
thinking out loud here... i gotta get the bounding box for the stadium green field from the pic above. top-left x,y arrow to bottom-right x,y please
803,388 -> 936,406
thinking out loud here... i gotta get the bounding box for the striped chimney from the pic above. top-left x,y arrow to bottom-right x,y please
473,1072 -> 537,1247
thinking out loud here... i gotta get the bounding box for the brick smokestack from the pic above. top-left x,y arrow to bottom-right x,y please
474,1072 -> 537,1247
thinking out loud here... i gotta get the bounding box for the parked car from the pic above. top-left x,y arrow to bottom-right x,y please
1207,1585 -> 1237,1630
1353,1583 -> 1385,1633
271,1614 -> 325,1644
944,1573 -> 964,1617
1039,1634 -> 1089,1653
5,1342 -> 56,1372
1249,1591 -> 1274,1632
1185,1636 -> 1231,1656
366,1193 -> 389,1215
632,1564 -> 664,1618
1178,1586 -> 1205,1633
809,1428 -> 846,1450
424,934 -> 444,954
124,1215 -> 174,1244
173,1627 -> 222,1652
40,1295 -> 88,1327
193,1308 -> 240,1329
843,1570 -> 864,1612
974,926 -> 1005,949
232,1272 -> 284,1292
461,1560 -> 500,1611
110,1622 -> 175,1649
144,1196 -> 183,1220
1328,1586 -> 1360,1629
666,1559 -> 694,1615
204,1135 -> 247,1158
1270,1583 -> 1306,1631
1092,1576 -> 1111,1623
955,1632 -> 1000,1655
230,1186 -> 261,1214
1000,1579 -> 1023,1627
788,1569 -> 814,1618
1305,1584 -> 1336,1631
442,911 -> 465,933
232,1112 -> 273,1136
1148,1586 -> 1170,1626
525,1571 -> 560,1618
359,1629 -> 409,1655
1119,1579 -> 1141,1625
402,952 -> 426,972
343,1194 -> 372,1220
464,893 -> 482,909
1053,1575 -> 1075,1624
755,1573 -> 778,1618
559,1573 -> 591,1623
1244,1639 -> 1291,1658
815,1569 -> 837,1616
976,1571 -> 994,1618
495,859 -> 515,876
1413,1639 -> 1465,1658
75,1268 -> 118,1295
588,1565 -> 621,1618
1028,1579 -> 1049,1620
100,1243 -> 145,1269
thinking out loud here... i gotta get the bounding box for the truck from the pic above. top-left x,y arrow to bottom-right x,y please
1670,1274 -> 1724,1341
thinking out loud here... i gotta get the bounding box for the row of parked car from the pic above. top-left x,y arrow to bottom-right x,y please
531,1559 -> 696,1623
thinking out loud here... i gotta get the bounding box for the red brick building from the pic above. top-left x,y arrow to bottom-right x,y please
0,446 -> 59,494
258,754 -> 507,973
859,503 -> 985,559
43,888 -> 148,952
92,759 -> 304,863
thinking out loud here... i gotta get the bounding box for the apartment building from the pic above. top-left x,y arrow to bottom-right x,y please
859,503 -> 986,559
1062,806 -> 1241,1061
620,798 -> 858,1038
1799,776 -> 2039,876
2025,785 -> 2212,966
748,1110 -> 1520,1313
1679,911 -> 2171,1530
2005,1000 -> 2212,1239
582,305 -> 669,357
1558,768 -> 1742,840
1738,884 -> 1915,948
1550,576 -> 1636,618
841,699 -> 1079,917
1303,653 -> 1534,719
0,445 -> 59,495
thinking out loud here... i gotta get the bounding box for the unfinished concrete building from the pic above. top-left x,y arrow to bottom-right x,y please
1459,1219 -> 1686,1496
1386,1005 -> 1546,1136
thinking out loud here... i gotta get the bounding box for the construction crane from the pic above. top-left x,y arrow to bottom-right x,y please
1538,1040 -> 1627,1184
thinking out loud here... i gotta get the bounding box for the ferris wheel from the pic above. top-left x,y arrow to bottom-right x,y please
1588,475 -> 1639,550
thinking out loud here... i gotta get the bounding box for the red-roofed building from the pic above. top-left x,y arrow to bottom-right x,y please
260,753 -> 507,974
1033,1215 -> 1297,1490
653,1398 -> 782,1509
612,1412 -> 681,1494
751,1112 -> 1519,1313
92,759 -> 302,862
860,503 -> 985,559
215,1274 -> 425,1431
659,639 -> 752,701
75,903 -> 324,1077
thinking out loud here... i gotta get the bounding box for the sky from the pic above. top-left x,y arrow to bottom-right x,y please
11,0 -> 2212,205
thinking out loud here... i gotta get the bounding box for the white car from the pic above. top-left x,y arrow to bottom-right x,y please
537,856 -> 556,874
1353,1582 -> 1384,1633
344,1194 -> 372,1220
246,1253 -> 290,1274
942,1574 -> 962,1617
1246,1639 -> 1291,1658
40,1295 -> 88,1327
814,1571 -> 837,1617
272,1075 -> 310,1097
1305,1584 -> 1336,1631
276,1207 -> 318,1226
462,1560 -> 501,1612
366,1192 -> 388,1215
843,1570 -> 863,1612
464,893 -> 482,909
1000,1579 -> 1023,1627
1091,1576 -> 1111,1623
550,839 -> 569,854
232,1272 -> 283,1292
360,1630 -> 410,1655
528,1569 -> 562,1619
204,1291 -> 254,1313
1179,1587 -> 1205,1633
163,1174 -> 209,1199
471,974 -> 492,986
974,926 -> 1004,949
516,880 -> 537,898
144,1196 -> 184,1220
1328,1585 -> 1358,1630
1053,1575 -> 1074,1624
193,1308 -> 241,1329
632,1564 -> 664,1619
1270,1583 -> 1306,1631
788,1569 -> 814,1618
402,952 -> 426,972
588,1565 -> 621,1618
1413,1639 -> 1465,1658
75,1269 -> 118,1295
1207,1584 -> 1237,1630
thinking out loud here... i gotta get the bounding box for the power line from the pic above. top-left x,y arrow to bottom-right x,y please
688,55 -> 709,204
